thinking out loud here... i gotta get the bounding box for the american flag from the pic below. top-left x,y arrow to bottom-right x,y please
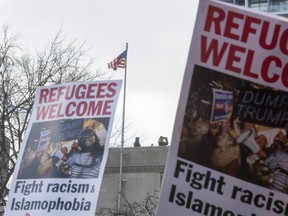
107,50 -> 127,70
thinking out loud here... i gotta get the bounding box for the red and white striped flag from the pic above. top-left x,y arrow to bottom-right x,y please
107,50 -> 127,70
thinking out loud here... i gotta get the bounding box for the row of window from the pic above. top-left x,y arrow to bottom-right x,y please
220,0 -> 288,13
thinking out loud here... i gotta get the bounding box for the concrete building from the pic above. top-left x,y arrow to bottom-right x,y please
220,0 -> 288,17
96,146 -> 169,213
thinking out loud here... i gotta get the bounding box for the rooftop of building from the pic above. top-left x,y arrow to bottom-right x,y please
105,146 -> 170,173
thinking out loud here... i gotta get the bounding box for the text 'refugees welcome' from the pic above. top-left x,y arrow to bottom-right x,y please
36,82 -> 118,121
201,3 -> 288,90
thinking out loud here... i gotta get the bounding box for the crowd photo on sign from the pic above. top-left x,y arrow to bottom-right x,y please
17,118 -> 108,179
178,65 -> 288,194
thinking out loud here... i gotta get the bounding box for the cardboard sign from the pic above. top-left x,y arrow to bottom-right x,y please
5,81 -> 122,216
157,1 -> 288,215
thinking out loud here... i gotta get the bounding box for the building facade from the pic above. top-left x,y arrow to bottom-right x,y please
221,0 -> 288,17
96,146 -> 169,213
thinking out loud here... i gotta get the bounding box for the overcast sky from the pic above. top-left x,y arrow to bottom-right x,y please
0,0 -> 199,147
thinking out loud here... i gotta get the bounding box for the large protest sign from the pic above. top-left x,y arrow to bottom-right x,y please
5,80 -> 122,216
157,0 -> 288,215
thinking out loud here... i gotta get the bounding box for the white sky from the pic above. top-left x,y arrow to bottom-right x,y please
0,0 -> 199,147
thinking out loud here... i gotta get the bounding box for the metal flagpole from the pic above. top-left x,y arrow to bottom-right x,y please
117,43 -> 128,215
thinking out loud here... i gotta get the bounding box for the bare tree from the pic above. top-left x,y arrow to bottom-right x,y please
0,25 -> 105,213
96,190 -> 159,216
109,116 -> 137,148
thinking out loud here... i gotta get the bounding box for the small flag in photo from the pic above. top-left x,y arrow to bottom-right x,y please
108,50 -> 127,70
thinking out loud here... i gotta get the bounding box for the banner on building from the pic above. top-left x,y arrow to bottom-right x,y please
157,0 -> 288,215
5,80 -> 122,216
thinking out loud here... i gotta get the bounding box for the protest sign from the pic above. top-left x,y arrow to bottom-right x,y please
5,80 -> 122,216
157,0 -> 288,215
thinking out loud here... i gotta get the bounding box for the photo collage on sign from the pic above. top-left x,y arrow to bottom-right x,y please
18,118 -> 109,179
178,65 -> 288,194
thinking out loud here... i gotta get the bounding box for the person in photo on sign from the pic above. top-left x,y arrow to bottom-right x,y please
211,122 -> 241,177
66,127 -> 104,178
264,140 -> 288,193
36,151 -> 52,178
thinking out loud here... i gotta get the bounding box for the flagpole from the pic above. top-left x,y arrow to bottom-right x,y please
117,43 -> 128,214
